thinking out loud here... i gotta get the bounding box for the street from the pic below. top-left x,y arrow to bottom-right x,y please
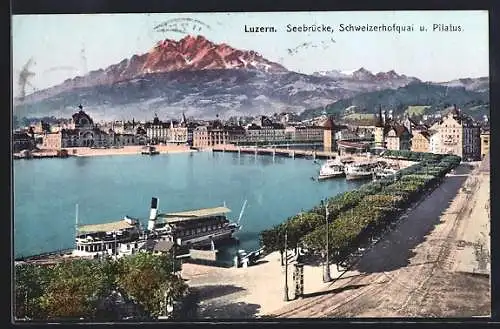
271,160 -> 490,317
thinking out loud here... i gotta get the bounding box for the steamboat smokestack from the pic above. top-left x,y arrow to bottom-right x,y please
148,197 -> 158,231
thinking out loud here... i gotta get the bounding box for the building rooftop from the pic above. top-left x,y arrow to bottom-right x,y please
323,116 -> 335,129
337,140 -> 371,149
419,131 -> 431,139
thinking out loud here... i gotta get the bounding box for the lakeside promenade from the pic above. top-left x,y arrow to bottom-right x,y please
26,145 -> 195,158
272,157 -> 490,318
180,156 -> 490,319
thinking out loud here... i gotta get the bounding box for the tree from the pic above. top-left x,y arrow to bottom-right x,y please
15,264 -> 54,320
116,253 -> 186,318
40,260 -> 105,320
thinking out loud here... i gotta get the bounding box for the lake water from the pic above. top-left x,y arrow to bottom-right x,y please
13,151 -> 364,260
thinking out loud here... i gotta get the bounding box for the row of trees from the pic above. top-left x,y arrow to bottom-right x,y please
15,252 -> 187,321
259,152 -> 461,265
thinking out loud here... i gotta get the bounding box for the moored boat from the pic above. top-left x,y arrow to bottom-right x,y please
73,215 -> 147,258
147,198 -> 246,249
24,197 -> 247,263
141,145 -> 159,155
318,160 -> 345,180
345,162 -> 377,180
374,168 -> 398,178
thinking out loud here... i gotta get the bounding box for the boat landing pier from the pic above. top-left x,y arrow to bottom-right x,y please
211,145 -> 337,160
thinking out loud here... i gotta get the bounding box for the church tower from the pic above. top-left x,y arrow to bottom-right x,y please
374,105 -> 386,149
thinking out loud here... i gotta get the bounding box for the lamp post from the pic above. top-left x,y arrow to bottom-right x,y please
171,244 -> 176,275
323,199 -> 332,283
113,231 -> 117,258
283,229 -> 289,302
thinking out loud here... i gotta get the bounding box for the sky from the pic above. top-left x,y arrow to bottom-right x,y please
12,11 -> 489,97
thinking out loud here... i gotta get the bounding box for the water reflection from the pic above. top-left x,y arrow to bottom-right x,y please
75,156 -> 89,167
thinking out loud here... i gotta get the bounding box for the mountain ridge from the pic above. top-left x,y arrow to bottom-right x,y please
14,35 -> 489,120
297,82 -> 489,121
17,35 -> 287,105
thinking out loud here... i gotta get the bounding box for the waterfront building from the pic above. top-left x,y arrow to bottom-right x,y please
192,121 -> 246,148
114,133 -> 136,146
225,125 -> 246,144
384,125 -> 412,151
428,130 -> 441,154
69,106 -> 109,147
40,106 -> 108,148
192,121 -> 228,148
411,130 -> 431,153
144,113 -> 195,145
480,128 -> 490,159
244,123 -> 286,144
373,107 -> 412,151
40,106 -> 147,149
135,127 -> 148,145
285,126 -> 324,142
166,114 -> 189,145
42,131 -> 62,149
13,131 -> 35,153
192,126 -> 214,148
335,129 -> 359,141
428,107 -> 481,160
145,115 -> 169,144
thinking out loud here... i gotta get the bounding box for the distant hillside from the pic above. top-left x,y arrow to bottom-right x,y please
14,35 -> 425,121
437,77 -> 489,92
298,81 -> 489,121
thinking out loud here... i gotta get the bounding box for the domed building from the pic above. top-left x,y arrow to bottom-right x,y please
42,105 -> 111,149
62,105 -> 108,147
72,105 -> 94,130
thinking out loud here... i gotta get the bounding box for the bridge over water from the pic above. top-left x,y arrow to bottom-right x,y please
211,145 -> 337,160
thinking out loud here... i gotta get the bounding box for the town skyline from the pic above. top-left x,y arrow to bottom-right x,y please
12,11 -> 489,97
